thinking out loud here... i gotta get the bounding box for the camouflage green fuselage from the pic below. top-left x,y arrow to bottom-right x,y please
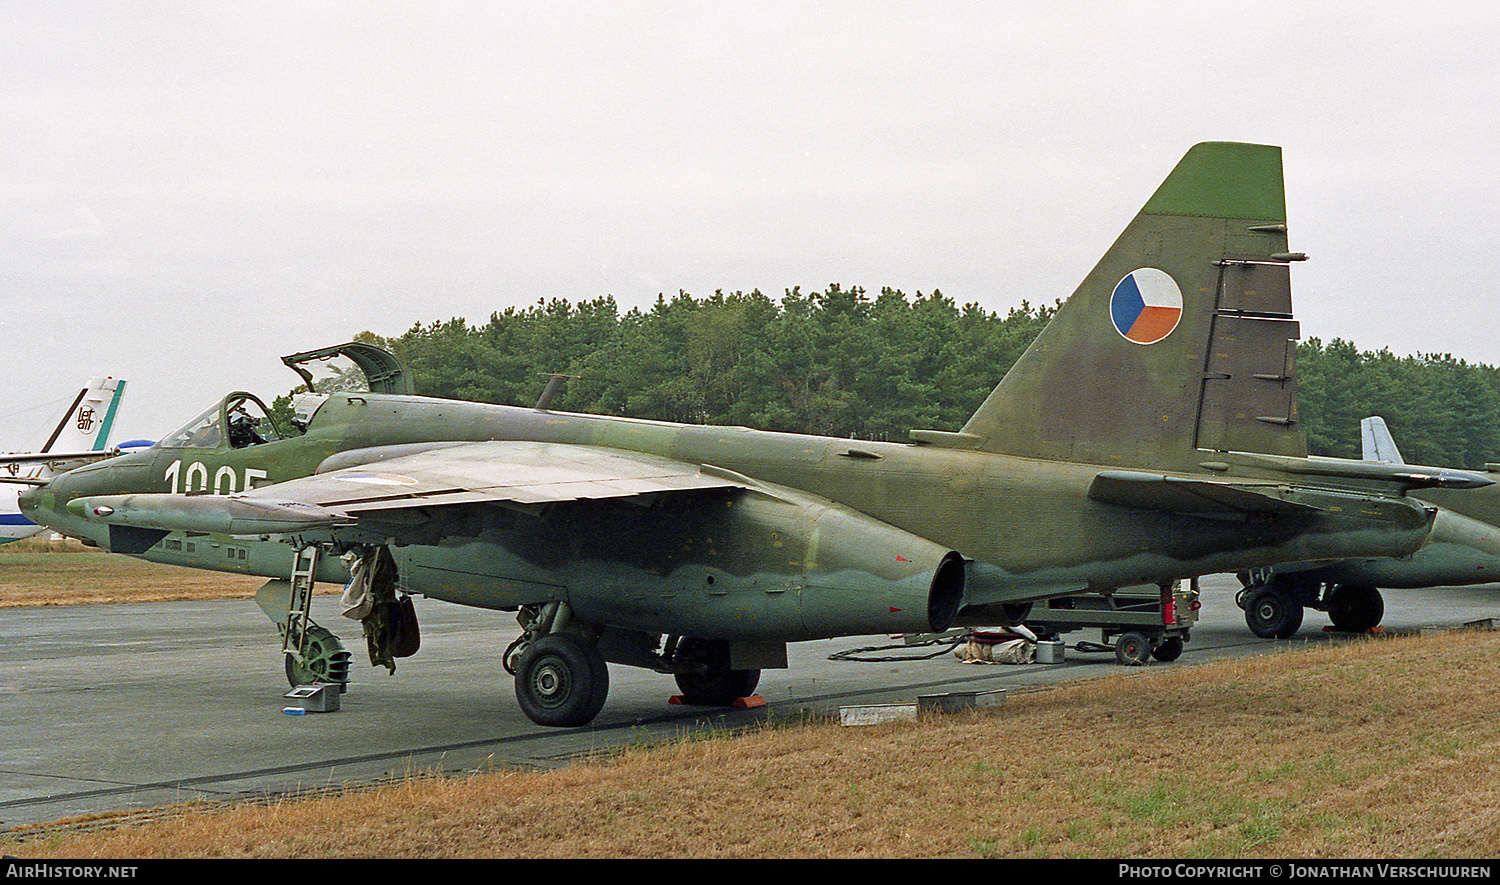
25,391 -> 1435,641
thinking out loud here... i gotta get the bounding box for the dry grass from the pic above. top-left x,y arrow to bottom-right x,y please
8,627 -> 1500,859
0,538 -> 284,605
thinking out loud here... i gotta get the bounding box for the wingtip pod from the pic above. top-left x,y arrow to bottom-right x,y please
69,493 -> 347,537
962,142 -> 1304,471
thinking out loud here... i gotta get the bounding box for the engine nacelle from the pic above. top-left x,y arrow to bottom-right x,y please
555,479 -> 967,641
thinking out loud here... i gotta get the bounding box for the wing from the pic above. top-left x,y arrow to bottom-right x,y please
278,440 -> 741,511
70,441 -> 745,542
0,449 -> 124,486
0,448 -> 121,467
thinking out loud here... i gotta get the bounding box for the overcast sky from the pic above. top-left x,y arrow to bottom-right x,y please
3,1 -> 1497,449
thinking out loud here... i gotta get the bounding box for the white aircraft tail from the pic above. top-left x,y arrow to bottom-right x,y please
2,377 -> 129,543
1360,416 -> 1405,465
38,376 -> 127,454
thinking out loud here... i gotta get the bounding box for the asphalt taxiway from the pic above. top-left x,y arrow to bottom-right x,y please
3,573 -> 1497,829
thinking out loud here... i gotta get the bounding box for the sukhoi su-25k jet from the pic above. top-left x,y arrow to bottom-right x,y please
22,142 -> 1487,726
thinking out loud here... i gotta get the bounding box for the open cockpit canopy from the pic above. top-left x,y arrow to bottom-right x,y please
281,342 -> 411,396
158,343 -> 411,451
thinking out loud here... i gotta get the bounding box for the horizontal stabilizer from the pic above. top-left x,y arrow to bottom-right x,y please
1229,451 -> 1492,490
1361,416 -> 1405,465
1088,470 -> 1318,515
0,475 -> 50,487
0,448 -> 125,467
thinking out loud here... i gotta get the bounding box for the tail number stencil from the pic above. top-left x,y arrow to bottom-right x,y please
165,460 -> 269,495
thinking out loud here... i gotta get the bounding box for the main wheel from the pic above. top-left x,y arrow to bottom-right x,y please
1151,636 -> 1185,662
1244,582 -> 1304,639
1327,584 -> 1384,633
673,638 -> 761,706
1114,631 -> 1153,666
514,634 -> 610,727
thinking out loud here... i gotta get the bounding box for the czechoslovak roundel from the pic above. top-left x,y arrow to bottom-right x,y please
1109,268 -> 1183,345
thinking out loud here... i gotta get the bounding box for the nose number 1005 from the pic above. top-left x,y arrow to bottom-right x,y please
164,460 -> 269,495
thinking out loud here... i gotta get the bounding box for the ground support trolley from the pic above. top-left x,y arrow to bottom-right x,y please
1026,581 -> 1201,665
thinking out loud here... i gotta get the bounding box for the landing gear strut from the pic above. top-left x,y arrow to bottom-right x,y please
253,548 -> 352,693
503,605 -> 772,726
1237,573 -> 1386,637
507,602 -> 611,727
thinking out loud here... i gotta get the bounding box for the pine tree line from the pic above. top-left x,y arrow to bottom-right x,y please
347,286 -> 1500,469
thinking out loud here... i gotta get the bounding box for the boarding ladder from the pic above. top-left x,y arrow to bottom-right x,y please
282,544 -> 320,661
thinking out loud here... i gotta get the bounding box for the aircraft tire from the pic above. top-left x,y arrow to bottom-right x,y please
1327,584 -> 1384,633
514,634 -> 610,727
1244,583 -> 1303,639
673,638 -> 761,706
1151,636 -> 1184,662
1114,631 -> 1152,666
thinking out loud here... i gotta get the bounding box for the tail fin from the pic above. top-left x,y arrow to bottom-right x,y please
961,142 -> 1306,471
1361,416 -> 1405,464
2,377 -> 125,544
40,377 -> 126,453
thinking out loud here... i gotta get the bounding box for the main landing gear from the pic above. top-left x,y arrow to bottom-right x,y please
502,603 -> 607,727
503,603 -> 764,727
1236,572 -> 1385,638
513,633 -> 610,728
667,636 -> 762,706
1325,583 -> 1385,633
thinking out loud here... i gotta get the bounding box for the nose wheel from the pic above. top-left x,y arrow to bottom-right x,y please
284,624 -> 352,691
